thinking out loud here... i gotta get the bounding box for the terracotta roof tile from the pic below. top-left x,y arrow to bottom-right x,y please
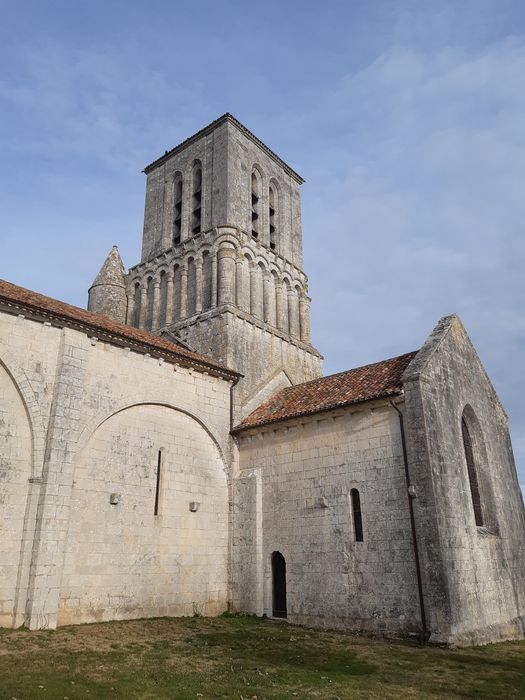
233,351 -> 418,432
0,278 -> 238,380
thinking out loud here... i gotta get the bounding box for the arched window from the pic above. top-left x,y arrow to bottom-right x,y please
173,173 -> 183,245
269,183 -> 277,250
351,489 -> 363,542
271,551 -> 287,618
461,415 -> 483,526
251,170 -> 260,239
191,162 -> 202,235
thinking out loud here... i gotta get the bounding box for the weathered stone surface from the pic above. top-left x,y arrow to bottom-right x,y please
402,315 -> 525,645
127,114 -> 323,420
0,116 -> 523,646
0,307 -> 233,629
88,246 -> 127,323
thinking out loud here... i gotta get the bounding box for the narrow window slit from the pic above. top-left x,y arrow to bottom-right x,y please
154,449 -> 162,516
351,488 -> 363,542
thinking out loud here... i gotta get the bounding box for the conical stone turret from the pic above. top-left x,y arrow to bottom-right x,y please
88,246 -> 127,323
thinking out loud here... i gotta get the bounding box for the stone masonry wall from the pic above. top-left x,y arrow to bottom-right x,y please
226,120 -> 304,268
403,315 -> 525,645
0,306 -> 233,629
233,402 -> 422,636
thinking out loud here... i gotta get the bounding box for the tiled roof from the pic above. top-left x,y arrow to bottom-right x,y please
233,351 -> 418,432
0,278 -> 239,380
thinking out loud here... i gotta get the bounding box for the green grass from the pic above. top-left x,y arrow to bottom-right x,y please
0,614 -> 524,699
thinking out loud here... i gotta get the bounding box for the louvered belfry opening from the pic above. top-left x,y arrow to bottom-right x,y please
173,174 -> 183,244
251,171 -> 259,239
269,184 -> 276,250
192,163 -> 202,234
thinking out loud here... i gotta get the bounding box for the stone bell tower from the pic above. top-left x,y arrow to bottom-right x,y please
125,114 -> 323,418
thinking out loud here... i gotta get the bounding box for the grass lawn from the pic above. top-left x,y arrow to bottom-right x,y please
0,614 -> 524,699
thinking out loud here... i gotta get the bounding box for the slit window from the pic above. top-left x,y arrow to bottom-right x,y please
173,175 -> 183,245
191,164 -> 202,235
461,417 -> 483,526
154,449 -> 163,516
351,488 -> 363,542
251,171 -> 259,239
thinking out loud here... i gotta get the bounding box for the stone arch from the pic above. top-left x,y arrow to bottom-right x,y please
0,355 -> 34,627
460,404 -> 496,531
214,232 -> 241,252
191,159 -> 203,235
268,177 -> 281,252
59,401 -> 229,626
250,165 -> 264,240
0,349 -> 44,478
172,170 -> 183,245
75,400 -> 228,470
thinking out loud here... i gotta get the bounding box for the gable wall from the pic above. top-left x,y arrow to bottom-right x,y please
403,317 -> 525,645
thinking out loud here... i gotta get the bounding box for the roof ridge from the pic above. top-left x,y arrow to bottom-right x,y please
143,113 -> 304,183
279,350 -> 419,393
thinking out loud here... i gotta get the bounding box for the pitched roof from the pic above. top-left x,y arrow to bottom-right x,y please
233,351 -> 418,433
143,113 -> 304,183
0,278 -> 239,381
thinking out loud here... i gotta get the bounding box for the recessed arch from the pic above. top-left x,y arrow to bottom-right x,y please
460,404 -> 492,528
75,400 -> 228,471
59,401 -> 229,625
0,349 -> 44,479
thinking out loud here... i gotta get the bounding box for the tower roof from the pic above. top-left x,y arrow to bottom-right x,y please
143,113 -> 305,184
90,246 -> 126,290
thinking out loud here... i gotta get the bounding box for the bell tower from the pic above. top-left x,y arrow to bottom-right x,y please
125,114 -> 323,418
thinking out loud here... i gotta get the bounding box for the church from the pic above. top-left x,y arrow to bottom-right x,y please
1,113 -> 524,646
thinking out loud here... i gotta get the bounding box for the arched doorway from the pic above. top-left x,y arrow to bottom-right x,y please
271,551 -> 287,618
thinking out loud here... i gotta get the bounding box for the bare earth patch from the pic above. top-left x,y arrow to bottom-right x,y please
0,615 -> 524,699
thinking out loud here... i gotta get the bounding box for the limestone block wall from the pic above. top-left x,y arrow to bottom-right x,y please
233,402 -> 422,636
0,363 -> 32,627
403,315 -> 525,645
225,120 -> 304,267
173,310 -> 323,421
0,307 -> 233,629
141,120 -> 229,262
58,403 -> 228,624
127,227 -> 312,340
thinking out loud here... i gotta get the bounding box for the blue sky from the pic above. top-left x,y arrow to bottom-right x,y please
1,0 -> 524,490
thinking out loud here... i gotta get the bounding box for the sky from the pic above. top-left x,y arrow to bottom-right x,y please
0,0 -> 524,490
